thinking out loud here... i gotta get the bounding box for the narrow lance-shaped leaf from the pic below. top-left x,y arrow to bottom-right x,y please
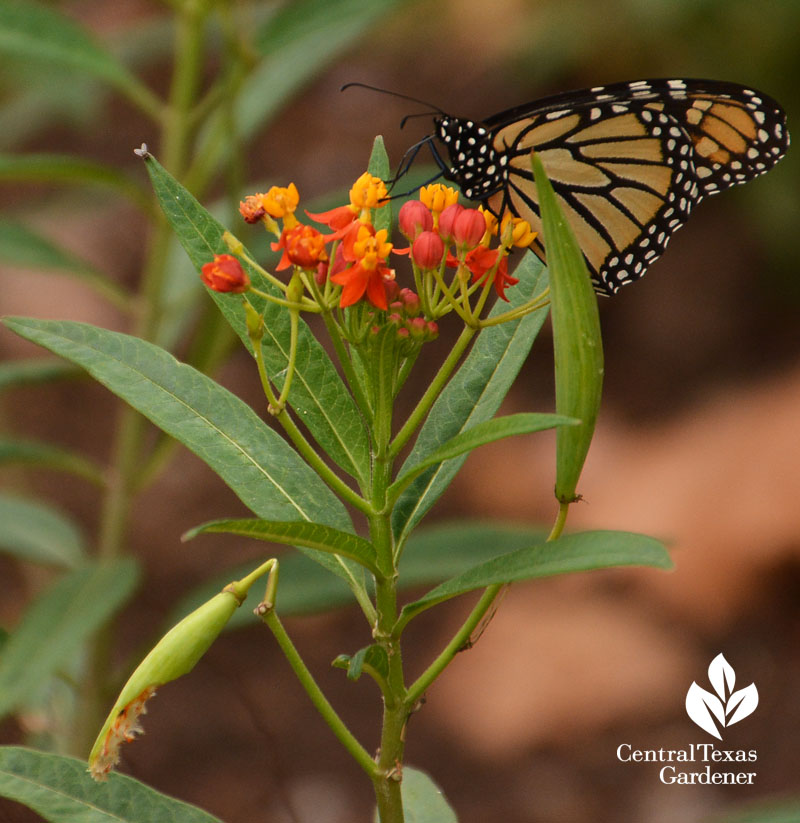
1,318 -> 351,530
142,153 -> 371,486
0,357 -> 80,391
174,521 -> 552,625
0,438 -> 104,484
184,519 -> 379,576
368,136 -> 392,235
388,413 -> 577,501
191,0 -> 405,182
0,746 -> 223,823
2,316 -> 364,593
398,531 -> 672,627
0,153 -> 151,210
532,153 -> 604,503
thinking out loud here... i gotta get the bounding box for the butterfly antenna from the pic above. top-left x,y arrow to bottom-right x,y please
340,82 -> 445,116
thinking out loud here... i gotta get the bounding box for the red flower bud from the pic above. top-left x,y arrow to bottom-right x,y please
399,288 -> 421,317
408,316 -> 428,339
437,203 -> 464,241
201,254 -> 250,293
411,230 -> 445,270
453,208 -> 487,250
383,278 -> 400,304
426,320 -> 439,340
398,200 -> 433,241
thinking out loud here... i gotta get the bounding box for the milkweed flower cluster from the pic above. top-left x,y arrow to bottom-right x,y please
199,175 -> 539,355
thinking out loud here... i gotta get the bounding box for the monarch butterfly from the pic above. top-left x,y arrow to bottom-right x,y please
393,78 -> 790,295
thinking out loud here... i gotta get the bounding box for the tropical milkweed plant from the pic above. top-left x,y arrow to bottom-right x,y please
30,3 -> 800,822
2,123 -> 673,820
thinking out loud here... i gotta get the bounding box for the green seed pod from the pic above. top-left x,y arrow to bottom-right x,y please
88,586 -> 242,780
531,153 -> 604,504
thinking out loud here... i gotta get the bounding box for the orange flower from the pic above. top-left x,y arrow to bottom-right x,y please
330,225 -> 394,309
239,194 -> 266,224
272,224 -> 328,270
239,184 -> 300,229
201,254 -> 250,293
463,246 -> 519,301
420,183 -> 459,215
307,172 -> 388,237
348,171 -> 388,211
500,214 -> 537,248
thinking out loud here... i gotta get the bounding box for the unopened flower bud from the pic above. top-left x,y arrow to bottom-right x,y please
437,203 -> 464,242
408,316 -> 427,339
411,231 -> 445,270
244,301 -> 265,340
420,183 -> 459,216
286,271 -> 305,304
399,288 -> 421,317
201,254 -> 250,293
453,209 -> 487,251
398,200 -> 433,241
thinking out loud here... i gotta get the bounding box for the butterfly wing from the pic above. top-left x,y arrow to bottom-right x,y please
475,79 -> 789,294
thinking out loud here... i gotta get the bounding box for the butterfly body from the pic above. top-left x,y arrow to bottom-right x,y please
430,79 -> 789,295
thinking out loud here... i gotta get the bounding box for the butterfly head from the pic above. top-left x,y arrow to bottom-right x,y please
433,116 -> 506,200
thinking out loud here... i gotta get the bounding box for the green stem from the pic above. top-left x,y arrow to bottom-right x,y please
313,286 -> 373,423
249,318 -> 371,513
275,307 -> 299,409
389,325 -> 476,458
274,406 -> 371,513
479,288 -> 550,327
368,342 -> 407,823
547,500 -> 570,541
404,584 -> 503,708
259,607 -> 376,778
404,496 -> 572,711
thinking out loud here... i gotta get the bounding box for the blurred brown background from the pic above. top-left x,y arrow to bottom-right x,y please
1,0 -> 799,821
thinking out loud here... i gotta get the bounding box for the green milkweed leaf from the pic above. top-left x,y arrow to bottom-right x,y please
184,519 -> 379,576
532,153 -> 603,504
2,316 -> 365,594
0,746 -> 221,823
388,413 -> 577,501
0,438 -> 103,484
142,154 -> 371,487
398,531 -> 672,627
